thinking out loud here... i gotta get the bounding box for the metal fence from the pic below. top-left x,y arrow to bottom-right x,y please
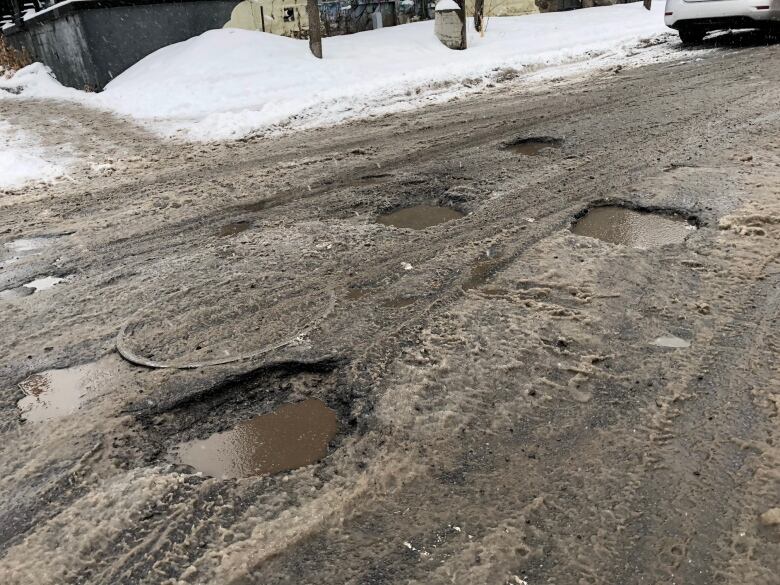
0,0 -> 50,29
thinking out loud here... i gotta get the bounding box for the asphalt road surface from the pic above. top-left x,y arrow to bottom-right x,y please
1,32 -> 778,585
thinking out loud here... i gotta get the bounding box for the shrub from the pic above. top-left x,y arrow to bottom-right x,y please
0,35 -> 32,75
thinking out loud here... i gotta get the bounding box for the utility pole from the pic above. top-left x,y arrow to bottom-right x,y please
307,0 -> 323,58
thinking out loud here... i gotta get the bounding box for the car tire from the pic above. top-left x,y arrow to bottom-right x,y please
679,26 -> 706,45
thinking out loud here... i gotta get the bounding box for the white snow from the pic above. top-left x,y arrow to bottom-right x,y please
1,2 -> 678,141
0,119 -> 67,189
436,0 -> 461,11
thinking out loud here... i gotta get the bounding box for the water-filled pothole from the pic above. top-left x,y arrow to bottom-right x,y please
378,205 -> 464,230
383,296 -> 416,308
17,358 -> 116,422
25,276 -> 64,291
0,276 -> 66,301
462,247 -> 503,291
571,206 -> 697,247
346,288 -> 370,301
504,136 -> 563,156
176,399 -> 338,479
217,221 -> 252,237
651,334 -> 691,348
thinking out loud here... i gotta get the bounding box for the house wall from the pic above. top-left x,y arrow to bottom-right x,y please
465,0 -> 538,17
224,0 -> 421,37
225,0 -> 309,37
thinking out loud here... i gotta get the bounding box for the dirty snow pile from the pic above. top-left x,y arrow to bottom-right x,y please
0,119 -> 66,189
2,1 -> 674,141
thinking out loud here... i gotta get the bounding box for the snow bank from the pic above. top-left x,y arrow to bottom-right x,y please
2,2 -> 674,141
0,119 -> 66,189
436,0 -> 461,11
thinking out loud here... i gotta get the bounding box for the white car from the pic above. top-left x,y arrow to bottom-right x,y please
665,0 -> 780,43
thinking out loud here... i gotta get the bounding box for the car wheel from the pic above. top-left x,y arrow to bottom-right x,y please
679,26 -> 706,45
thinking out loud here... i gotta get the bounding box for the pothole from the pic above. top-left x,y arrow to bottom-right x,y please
1,276 -> 66,300
571,205 -> 697,247
345,288 -> 371,301
377,205 -> 465,230
4,238 -> 50,256
176,399 -> 338,479
24,276 -> 65,291
17,358 -> 117,422
504,136 -> 563,156
0,286 -> 35,301
651,334 -> 691,348
382,296 -> 416,309
217,221 -> 252,237
2,236 -> 58,267
462,247 -> 503,291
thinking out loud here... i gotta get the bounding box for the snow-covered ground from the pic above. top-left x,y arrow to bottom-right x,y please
0,119 -> 67,189
1,1 -> 678,144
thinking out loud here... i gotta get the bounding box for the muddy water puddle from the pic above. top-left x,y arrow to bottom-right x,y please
383,296 -> 416,308
17,358 -> 116,422
572,206 -> 696,247
2,235 -> 69,265
1,276 -> 66,300
177,399 -> 338,479
463,247 -> 504,291
378,205 -> 464,230
217,221 -> 252,237
346,288 -> 371,301
505,137 -> 563,156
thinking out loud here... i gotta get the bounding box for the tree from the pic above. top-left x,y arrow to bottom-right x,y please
456,0 -> 467,48
474,0 -> 484,33
307,0 -> 323,58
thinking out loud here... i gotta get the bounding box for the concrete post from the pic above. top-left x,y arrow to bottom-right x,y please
434,0 -> 466,50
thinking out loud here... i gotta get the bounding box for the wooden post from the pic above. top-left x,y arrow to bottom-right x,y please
260,5 -> 266,32
307,0 -> 323,59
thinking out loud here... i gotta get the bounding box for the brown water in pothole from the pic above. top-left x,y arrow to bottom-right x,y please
217,221 -> 252,237
17,360 -> 113,422
383,296 -> 416,308
505,137 -> 563,156
378,205 -> 464,230
177,399 -> 338,479
571,206 -> 696,247
346,288 -> 371,301
463,248 -> 503,291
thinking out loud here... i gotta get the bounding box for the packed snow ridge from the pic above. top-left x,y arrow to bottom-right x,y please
1,2 -> 677,142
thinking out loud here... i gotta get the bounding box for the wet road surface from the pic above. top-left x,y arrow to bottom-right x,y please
1,35 -> 779,585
